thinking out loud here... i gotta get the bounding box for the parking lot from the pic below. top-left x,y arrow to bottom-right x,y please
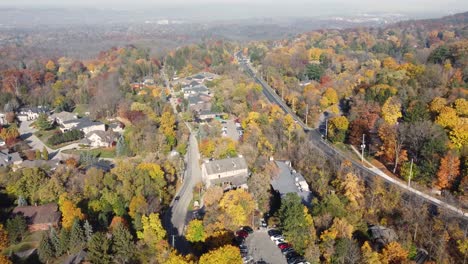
245,230 -> 287,264
221,119 -> 242,142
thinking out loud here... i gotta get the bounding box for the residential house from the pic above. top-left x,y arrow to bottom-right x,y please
201,156 -> 248,188
0,149 -> 23,168
0,112 -> 7,125
198,110 -> 221,121
49,111 -> 78,126
109,122 -> 125,134
16,159 -> 61,171
16,106 -> 50,121
12,204 -> 61,232
368,225 -> 397,250
81,130 -> 116,148
188,94 -> 212,113
182,85 -> 211,98
270,160 -> 312,206
73,118 -> 106,134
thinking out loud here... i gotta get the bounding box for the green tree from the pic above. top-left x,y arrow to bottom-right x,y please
68,219 -> 85,253
83,220 -> 93,242
42,146 -> 49,161
38,234 -> 54,264
49,227 -> 60,257
278,193 -> 316,253
57,228 -> 70,256
36,113 -> 52,131
111,223 -> 135,264
185,219 -> 206,243
5,215 -> 28,243
35,149 -> 42,160
305,64 -> 325,81
87,232 -> 111,264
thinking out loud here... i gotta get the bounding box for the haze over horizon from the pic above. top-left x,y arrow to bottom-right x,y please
2,0 -> 468,20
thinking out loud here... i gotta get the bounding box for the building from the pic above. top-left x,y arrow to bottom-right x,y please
270,160 -> 312,206
0,112 -> 7,125
73,118 -> 106,134
16,106 -> 50,121
201,157 -> 248,188
187,94 -> 212,113
182,85 -> 211,98
49,111 -> 78,126
12,203 -> 61,232
81,130 -> 116,148
198,110 -> 222,121
109,122 -> 125,134
0,149 -> 23,167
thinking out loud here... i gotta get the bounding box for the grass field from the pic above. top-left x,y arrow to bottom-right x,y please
62,147 -> 116,158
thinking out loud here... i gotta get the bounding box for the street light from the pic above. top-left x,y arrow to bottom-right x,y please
360,134 -> 366,163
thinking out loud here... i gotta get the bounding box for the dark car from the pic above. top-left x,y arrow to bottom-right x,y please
242,226 -> 254,234
174,196 -> 180,201
281,247 -> 295,255
255,261 -> 267,264
236,230 -> 249,238
278,243 -> 291,250
286,252 -> 301,261
267,229 -> 281,236
234,236 -> 245,245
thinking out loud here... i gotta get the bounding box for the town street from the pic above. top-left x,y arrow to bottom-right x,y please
164,131 -> 202,254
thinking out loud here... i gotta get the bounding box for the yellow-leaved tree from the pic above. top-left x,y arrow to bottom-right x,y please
381,241 -> 408,264
381,97 -> 402,125
185,219 -> 206,243
137,213 -> 166,248
59,194 -> 84,229
199,245 -> 242,264
219,189 -> 256,229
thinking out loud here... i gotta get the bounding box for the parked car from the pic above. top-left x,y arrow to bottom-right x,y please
267,229 -> 281,236
242,255 -> 254,263
281,247 -> 295,255
236,230 -> 249,238
275,238 -> 287,245
260,218 -> 267,228
270,234 -> 284,241
241,226 -> 254,234
278,243 -> 291,250
234,236 -> 245,245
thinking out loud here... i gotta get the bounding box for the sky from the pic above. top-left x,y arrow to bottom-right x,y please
1,0 -> 467,19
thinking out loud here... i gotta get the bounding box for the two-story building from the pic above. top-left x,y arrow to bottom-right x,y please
17,106 -> 50,121
270,160 -> 312,206
201,157 -> 248,189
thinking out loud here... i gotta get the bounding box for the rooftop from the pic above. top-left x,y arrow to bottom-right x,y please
204,157 -> 248,176
270,160 -> 312,205
12,203 -> 61,225
0,150 -> 23,167
50,111 -> 77,123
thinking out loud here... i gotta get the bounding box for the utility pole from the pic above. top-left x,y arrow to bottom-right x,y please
360,134 -> 366,163
324,118 -> 328,140
305,103 -> 309,126
408,158 -> 413,187
172,235 -> 175,248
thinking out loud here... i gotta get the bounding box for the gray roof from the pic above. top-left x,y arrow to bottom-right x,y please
204,157 -> 248,176
18,106 -> 50,114
13,204 -> 61,225
210,173 -> 248,186
74,117 -> 104,130
183,85 -> 210,93
50,111 -> 77,122
270,161 -> 312,205
0,150 -> 22,167
19,160 -> 60,170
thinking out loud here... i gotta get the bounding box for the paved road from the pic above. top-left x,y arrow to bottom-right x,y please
237,52 -> 468,220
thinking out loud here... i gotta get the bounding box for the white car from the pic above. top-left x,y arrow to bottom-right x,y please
0,140 -> 5,146
275,238 -> 287,245
270,234 -> 284,241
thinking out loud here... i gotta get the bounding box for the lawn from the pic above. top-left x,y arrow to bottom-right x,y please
2,231 -> 45,255
62,147 -> 116,158
34,129 -> 83,150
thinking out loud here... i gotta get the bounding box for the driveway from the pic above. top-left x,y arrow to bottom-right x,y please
246,229 -> 287,264
223,119 -> 241,142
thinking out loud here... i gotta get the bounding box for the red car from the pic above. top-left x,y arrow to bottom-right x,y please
278,243 -> 291,250
236,230 -> 248,238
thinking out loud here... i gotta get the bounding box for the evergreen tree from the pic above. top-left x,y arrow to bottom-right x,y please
83,220 -> 93,242
49,227 -> 60,257
111,223 -> 135,264
35,149 -> 42,160
38,234 -> 54,264
87,232 -> 111,264
68,219 -> 85,253
5,215 -> 27,243
57,228 -> 70,256
116,135 -> 127,157
42,146 -> 49,160
16,196 -> 27,206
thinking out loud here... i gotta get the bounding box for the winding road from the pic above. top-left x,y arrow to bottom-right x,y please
236,52 -> 468,220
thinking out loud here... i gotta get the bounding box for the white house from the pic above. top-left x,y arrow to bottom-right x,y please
17,106 -> 50,121
48,111 -> 78,126
82,131 -> 115,148
0,112 -> 7,125
73,118 -> 106,134
201,157 -> 248,188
